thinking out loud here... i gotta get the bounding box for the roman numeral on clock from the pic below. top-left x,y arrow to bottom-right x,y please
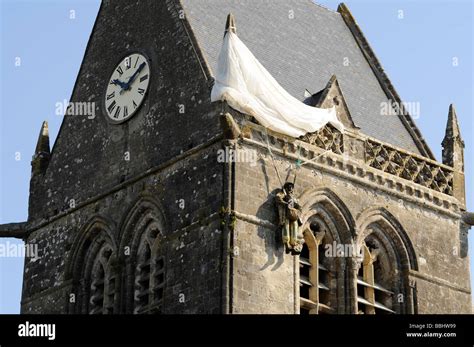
107,100 -> 116,113
133,100 -> 138,109
138,88 -> 145,95
125,57 -> 131,69
140,75 -> 148,83
114,106 -> 121,118
116,66 -> 123,76
124,106 -> 128,117
106,91 -> 115,100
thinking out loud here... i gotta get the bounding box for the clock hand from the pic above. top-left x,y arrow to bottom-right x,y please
125,62 -> 146,88
112,79 -> 127,90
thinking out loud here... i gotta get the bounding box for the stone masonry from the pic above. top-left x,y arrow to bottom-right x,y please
0,0 -> 469,314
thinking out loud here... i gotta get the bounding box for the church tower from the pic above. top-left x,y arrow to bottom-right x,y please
9,0 -> 471,314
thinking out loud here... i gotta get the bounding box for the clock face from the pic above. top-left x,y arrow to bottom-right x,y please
105,53 -> 150,123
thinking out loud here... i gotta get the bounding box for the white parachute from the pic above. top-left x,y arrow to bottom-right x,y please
211,30 -> 344,138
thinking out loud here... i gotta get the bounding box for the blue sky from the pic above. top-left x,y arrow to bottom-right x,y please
0,0 -> 472,313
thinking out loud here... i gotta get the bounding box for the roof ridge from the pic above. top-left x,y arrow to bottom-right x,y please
308,0 -> 339,14
337,3 -> 436,160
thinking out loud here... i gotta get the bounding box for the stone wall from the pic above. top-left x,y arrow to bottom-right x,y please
22,0 -> 226,313
22,144 -> 224,313
229,121 -> 471,314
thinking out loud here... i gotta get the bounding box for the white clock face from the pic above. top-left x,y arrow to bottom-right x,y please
105,53 -> 150,123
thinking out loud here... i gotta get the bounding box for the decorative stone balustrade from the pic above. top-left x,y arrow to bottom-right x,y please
300,125 -> 344,155
364,138 -> 454,196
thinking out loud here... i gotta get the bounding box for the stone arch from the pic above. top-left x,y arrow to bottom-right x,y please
355,206 -> 417,271
118,195 -> 168,314
299,187 -> 356,244
355,206 -> 418,314
297,187 -> 356,313
66,216 -> 118,314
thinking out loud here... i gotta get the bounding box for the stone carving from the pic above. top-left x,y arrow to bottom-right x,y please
365,139 -> 454,195
351,255 -> 363,272
301,124 -> 343,154
275,182 -> 304,255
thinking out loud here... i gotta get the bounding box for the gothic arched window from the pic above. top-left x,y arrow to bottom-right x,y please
119,198 -> 168,314
67,219 -> 118,315
297,189 -> 355,314
89,245 -> 116,314
356,240 -> 395,314
354,208 -> 418,314
299,222 -> 335,314
134,225 -> 165,314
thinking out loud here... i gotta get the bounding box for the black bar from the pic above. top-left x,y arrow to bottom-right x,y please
0,314 -> 473,345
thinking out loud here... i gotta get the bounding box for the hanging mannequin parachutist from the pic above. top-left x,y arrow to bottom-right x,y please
276,182 -> 304,255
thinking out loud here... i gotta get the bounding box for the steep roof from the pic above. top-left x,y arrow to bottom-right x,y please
180,0 -> 432,156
